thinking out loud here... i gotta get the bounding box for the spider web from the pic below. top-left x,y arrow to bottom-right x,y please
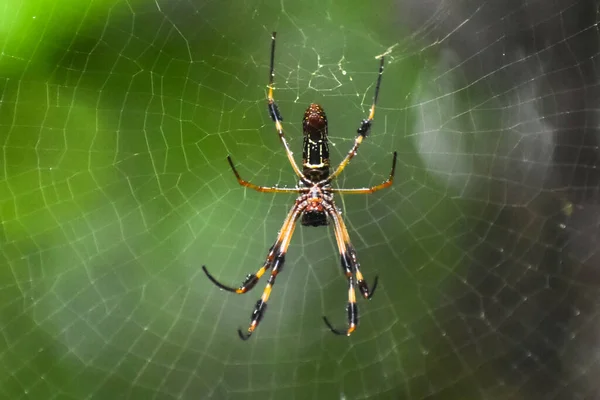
2,0 -> 600,399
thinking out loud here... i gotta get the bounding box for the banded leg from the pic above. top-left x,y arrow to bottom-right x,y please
227,155 -> 308,194
331,151 -> 397,194
322,203 -> 358,336
332,206 -> 379,299
202,200 -> 302,294
238,201 -> 305,340
322,203 -> 378,336
320,56 -> 385,186
268,32 -> 311,186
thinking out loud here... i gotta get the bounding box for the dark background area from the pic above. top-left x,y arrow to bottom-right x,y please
1,0 -> 600,399
400,0 -> 600,398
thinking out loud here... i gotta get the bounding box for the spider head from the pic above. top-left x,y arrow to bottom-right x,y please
303,103 -> 328,140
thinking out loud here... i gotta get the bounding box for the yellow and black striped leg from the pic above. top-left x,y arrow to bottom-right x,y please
238,203 -> 304,340
322,204 -> 378,336
202,200 -> 301,294
333,205 -> 379,299
267,32 -> 311,185
320,56 -> 385,185
322,274 -> 359,336
345,243 -> 378,300
202,250 -> 273,294
321,205 -> 359,336
238,252 -> 286,340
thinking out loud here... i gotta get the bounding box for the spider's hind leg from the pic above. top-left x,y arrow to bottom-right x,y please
238,202 -> 305,340
321,202 -> 378,336
202,198 -> 302,296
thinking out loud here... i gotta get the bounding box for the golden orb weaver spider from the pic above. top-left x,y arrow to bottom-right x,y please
202,32 -> 397,340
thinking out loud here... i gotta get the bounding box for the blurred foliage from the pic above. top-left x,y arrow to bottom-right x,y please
0,1 -> 472,399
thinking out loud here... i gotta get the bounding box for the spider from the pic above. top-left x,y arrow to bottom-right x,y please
202,32 -> 397,340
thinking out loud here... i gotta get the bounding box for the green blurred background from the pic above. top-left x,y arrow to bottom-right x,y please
0,1 -> 479,399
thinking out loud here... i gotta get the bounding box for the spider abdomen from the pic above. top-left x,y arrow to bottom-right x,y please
302,103 -> 330,183
301,196 -> 328,226
301,210 -> 328,226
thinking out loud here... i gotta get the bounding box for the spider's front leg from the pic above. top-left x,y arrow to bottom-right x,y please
267,32 -> 311,186
321,56 -> 385,186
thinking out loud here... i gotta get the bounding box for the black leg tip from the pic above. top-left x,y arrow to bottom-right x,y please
322,316 -> 347,336
238,328 -> 252,341
367,275 -> 379,300
202,265 -> 238,293
227,155 -> 235,168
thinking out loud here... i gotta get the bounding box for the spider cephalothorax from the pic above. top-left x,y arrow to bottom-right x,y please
202,32 -> 397,340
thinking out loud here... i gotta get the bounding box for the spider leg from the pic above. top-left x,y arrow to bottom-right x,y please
268,32 -> 312,186
238,200 -> 306,340
332,205 -> 379,299
330,151 -> 397,194
319,56 -> 385,186
322,203 -> 358,336
322,202 -> 378,336
202,199 -> 303,294
227,155 -> 308,193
